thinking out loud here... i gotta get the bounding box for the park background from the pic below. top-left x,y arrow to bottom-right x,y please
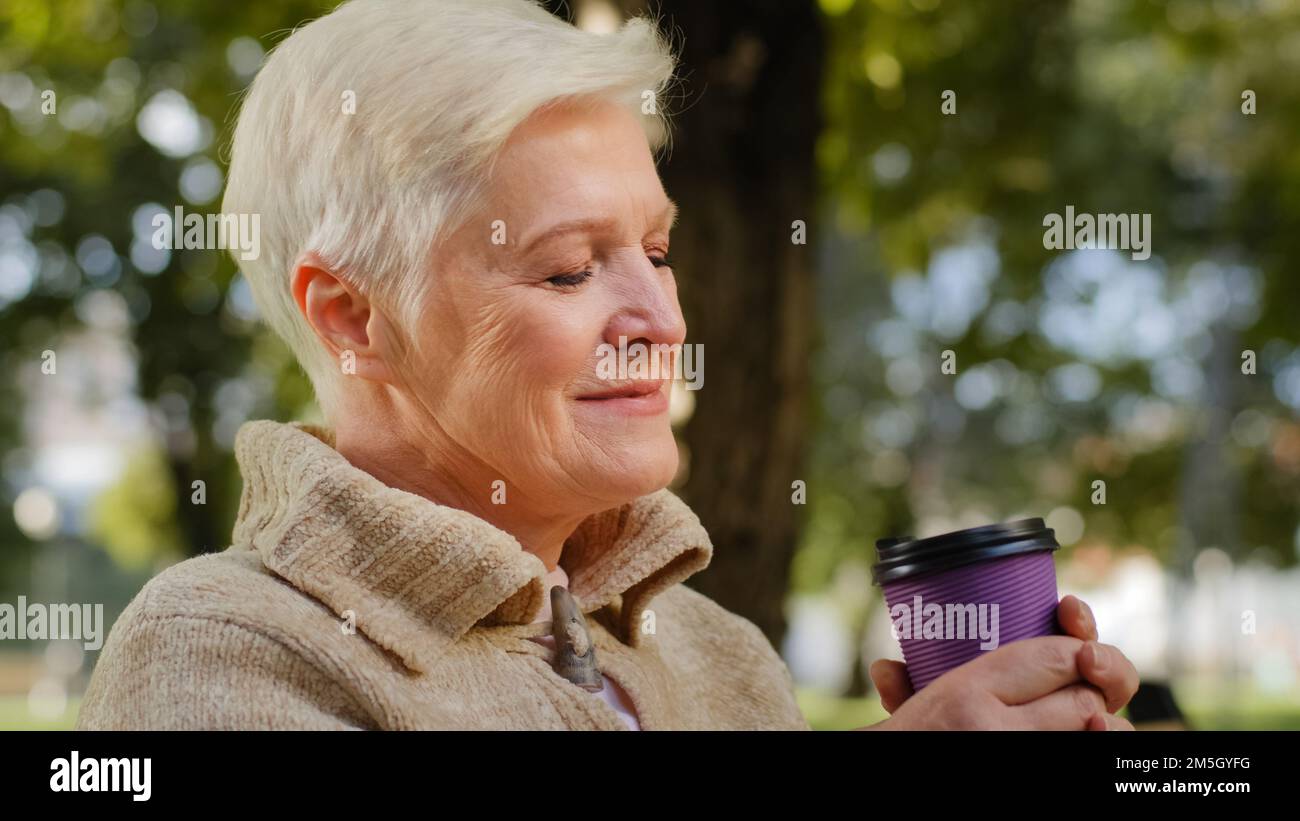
2,0 -> 1299,729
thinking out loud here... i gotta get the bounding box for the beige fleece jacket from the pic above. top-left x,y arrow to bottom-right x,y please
76,419 -> 811,730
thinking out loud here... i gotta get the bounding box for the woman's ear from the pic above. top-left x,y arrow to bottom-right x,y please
291,254 -> 397,385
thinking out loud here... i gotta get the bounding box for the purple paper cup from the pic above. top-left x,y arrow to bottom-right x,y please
872,519 -> 1063,692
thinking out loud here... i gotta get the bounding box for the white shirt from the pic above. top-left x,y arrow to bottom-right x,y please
529,565 -> 641,730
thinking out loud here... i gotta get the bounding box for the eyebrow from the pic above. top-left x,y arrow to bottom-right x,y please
519,198 -> 679,255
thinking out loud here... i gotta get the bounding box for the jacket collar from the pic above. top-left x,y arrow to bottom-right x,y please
230,419 -> 713,674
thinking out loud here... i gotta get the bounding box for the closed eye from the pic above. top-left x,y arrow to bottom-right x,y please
546,270 -> 593,289
649,255 -> 673,269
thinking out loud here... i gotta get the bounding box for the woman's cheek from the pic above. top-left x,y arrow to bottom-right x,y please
530,314 -> 606,389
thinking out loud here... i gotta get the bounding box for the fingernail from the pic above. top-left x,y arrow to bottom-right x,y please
1086,641 -> 1108,671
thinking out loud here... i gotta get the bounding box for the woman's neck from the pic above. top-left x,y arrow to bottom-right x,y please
332,405 -> 587,573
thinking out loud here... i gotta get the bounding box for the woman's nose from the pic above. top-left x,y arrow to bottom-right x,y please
603,269 -> 687,349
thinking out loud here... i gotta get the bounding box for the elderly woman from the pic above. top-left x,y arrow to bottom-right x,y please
77,0 -> 1137,731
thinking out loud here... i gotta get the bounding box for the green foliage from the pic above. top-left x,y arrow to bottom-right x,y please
1,0 -> 329,565
87,445 -> 183,570
806,0 -> 1300,589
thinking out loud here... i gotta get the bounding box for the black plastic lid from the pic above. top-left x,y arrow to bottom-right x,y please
871,518 -> 1060,586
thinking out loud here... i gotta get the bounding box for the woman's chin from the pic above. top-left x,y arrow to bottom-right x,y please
580,447 -> 679,505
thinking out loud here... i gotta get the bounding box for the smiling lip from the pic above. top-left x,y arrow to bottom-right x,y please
574,380 -> 670,416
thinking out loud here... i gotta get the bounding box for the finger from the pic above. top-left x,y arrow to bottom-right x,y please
963,635 -> 1086,704
1086,712 -> 1135,731
1078,641 -> 1141,713
869,659 -> 914,714
1010,684 -> 1106,730
1097,711 -> 1138,732
1056,595 -> 1098,642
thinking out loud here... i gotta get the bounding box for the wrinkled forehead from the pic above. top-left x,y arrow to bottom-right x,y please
479,99 -> 674,239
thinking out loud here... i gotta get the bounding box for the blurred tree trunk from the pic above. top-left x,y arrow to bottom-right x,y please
163,410 -> 224,557
652,1 -> 823,650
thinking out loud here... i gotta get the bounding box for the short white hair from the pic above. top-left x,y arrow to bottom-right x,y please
222,0 -> 677,419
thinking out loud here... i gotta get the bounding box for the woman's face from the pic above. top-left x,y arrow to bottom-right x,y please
392,99 -> 686,513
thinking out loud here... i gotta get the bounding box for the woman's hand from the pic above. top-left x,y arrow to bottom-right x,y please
859,595 -> 1139,730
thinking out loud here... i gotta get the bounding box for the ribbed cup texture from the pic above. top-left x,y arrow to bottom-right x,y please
881,551 -> 1060,691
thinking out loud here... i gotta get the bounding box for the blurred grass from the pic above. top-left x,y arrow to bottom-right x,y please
797,687 -> 890,730
1174,681 -> 1300,730
0,695 -> 80,730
